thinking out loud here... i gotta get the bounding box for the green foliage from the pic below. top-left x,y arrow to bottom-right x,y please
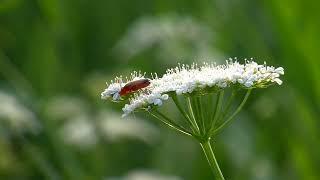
0,0 -> 319,179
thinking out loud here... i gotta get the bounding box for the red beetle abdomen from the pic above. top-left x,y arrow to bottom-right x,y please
119,79 -> 150,96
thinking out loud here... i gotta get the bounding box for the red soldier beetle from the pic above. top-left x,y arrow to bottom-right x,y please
119,78 -> 151,96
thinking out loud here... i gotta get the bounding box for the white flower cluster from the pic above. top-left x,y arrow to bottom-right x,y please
101,82 -> 124,101
122,93 -> 169,117
101,60 -> 284,117
101,71 -> 145,101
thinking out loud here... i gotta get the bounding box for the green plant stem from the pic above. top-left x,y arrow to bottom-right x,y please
209,91 -> 224,132
189,96 -> 201,134
221,90 -> 237,119
196,96 -> 206,135
191,97 -> 199,121
149,111 -> 193,137
186,96 -> 201,133
171,94 -> 200,134
212,89 -> 252,135
200,141 -> 225,180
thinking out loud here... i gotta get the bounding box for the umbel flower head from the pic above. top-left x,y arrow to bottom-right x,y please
101,59 -> 284,179
102,60 -> 283,117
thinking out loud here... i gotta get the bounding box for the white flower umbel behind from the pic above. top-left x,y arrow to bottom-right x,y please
101,59 -> 284,180
106,169 -> 182,180
113,14 -> 222,65
0,91 -> 40,134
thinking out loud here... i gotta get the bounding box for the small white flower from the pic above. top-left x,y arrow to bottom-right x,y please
101,83 -> 122,100
161,94 -> 169,100
153,99 -> 162,106
274,67 -> 284,75
112,92 -> 120,101
273,78 -> 283,85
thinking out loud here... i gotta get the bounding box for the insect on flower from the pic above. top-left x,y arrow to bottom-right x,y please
119,78 -> 151,96
101,59 -> 285,179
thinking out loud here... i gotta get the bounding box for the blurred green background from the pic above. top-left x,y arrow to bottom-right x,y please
0,0 -> 319,179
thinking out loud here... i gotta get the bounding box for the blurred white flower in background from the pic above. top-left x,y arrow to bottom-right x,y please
221,113 -> 277,179
221,114 -> 255,168
59,115 -> 98,149
0,91 -> 40,133
250,157 -> 276,180
46,96 -> 98,149
97,110 -> 160,145
50,95 -> 160,149
251,93 -> 279,120
44,96 -> 89,120
113,14 -> 222,64
106,169 -> 182,180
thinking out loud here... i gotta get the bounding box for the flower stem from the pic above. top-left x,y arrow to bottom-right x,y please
171,94 -> 200,134
186,96 -> 201,133
212,89 -> 252,135
195,96 -> 206,135
220,89 -> 237,119
208,91 -> 224,132
200,141 -> 225,180
149,111 -> 193,137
